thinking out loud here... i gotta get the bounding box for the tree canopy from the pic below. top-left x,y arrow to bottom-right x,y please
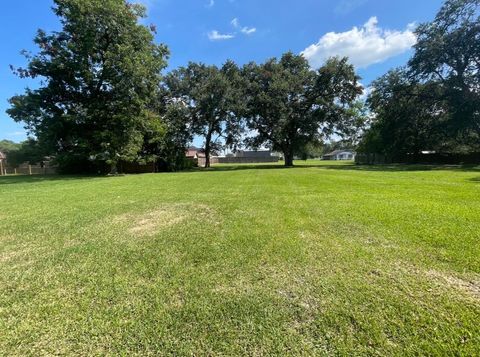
360,0 -> 480,160
165,61 -> 243,168
7,0 -> 169,173
242,53 -> 362,166
7,0 -> 477,170
410,0 -> 480,140
0,140 -> 21,153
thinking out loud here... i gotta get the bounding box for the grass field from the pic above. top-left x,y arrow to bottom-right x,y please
1,161 -> 479,355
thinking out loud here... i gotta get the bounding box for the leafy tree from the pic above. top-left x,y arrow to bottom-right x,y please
340,100 -> 371,148
241,52 -> 362,166
297,140 -> 325,160
0,140 -> 21,153
165,61 -> 243,168
141,97 -> 194,171
360,0 -> 480,161
6,139 -> 47,167
360,69 -> 447,160
409,0 -> 480,141
7,0 -> 169,173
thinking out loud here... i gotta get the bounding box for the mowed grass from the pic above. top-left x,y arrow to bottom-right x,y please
1,161 -> 479,355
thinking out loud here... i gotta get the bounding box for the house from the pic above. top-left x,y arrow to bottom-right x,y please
185,147 -> 204,160
185,147 -> 207,166
322,150 -> 355,161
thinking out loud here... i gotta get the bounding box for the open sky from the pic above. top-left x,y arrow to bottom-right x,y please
0,0 -> 445,143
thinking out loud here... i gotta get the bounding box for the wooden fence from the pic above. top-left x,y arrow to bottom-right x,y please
0,165 -> 57,176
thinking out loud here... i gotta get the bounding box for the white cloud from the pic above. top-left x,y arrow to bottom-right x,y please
206,0 -> 215,8
301,17 -> 417,69
208,30 -> 235,41
241,26 -> 256,35
230,18 -> 256,36
231,18 -> 239,28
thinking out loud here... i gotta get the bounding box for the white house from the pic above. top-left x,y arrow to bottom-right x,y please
322,150 -> 355,161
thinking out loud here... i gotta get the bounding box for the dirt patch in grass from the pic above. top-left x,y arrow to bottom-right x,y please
113,203 -> 218,237
425,269 -> 480,301
395,262 -> 480,302
128,208 -> 187,236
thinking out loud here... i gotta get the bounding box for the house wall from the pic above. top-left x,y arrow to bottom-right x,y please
335,153 -> 354,160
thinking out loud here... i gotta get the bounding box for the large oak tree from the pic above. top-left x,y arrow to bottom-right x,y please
165,61 -> 243,168
241,52 -> 362,166
7,0 -> 169,173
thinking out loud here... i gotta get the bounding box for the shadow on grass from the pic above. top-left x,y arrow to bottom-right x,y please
2,163 -> 479,184
313,164 -> 480,172
0,174 -> 109,185
191,162 -> 480,173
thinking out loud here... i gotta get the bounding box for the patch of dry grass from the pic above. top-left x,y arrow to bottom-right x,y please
111,203 -> 219,237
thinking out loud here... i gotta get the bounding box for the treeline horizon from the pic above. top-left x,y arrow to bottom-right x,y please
4,0 -> 479,173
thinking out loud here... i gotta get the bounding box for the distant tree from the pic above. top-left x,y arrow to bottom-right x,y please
6,139 -> 46,167
409,0 -> 480,142
7,0 -> 169,173
297,140 -> 325,160
0,140 -> 21,153
165,61 -> 243,168
241,52 -> 362,166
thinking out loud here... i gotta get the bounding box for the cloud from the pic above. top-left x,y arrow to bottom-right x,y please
241,27 -> 256,35
231,18 -> 239,28
301,17 -> 417,69
208,30 -> 235,41
206,0 -> 214,8
334,0 -> 369,15
231,18 -> 256,36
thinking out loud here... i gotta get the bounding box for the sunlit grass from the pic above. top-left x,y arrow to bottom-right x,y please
1,161 -> 479,355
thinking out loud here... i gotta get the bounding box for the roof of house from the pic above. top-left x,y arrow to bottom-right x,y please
323,150 -> 355,156
186,147 -> 204,158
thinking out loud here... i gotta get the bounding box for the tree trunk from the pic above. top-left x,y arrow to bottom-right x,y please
109,161 -> 118,175
284,148 -> 294,167
204,131 -> 212,168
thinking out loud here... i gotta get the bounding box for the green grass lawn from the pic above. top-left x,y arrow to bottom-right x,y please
1,161 -> 479,355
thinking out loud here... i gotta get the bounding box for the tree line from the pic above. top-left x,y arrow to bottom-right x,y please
6,0 -> 362,173
6,0 -> 479,172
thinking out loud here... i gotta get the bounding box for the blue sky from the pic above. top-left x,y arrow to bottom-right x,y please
0,0 -> 444,143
